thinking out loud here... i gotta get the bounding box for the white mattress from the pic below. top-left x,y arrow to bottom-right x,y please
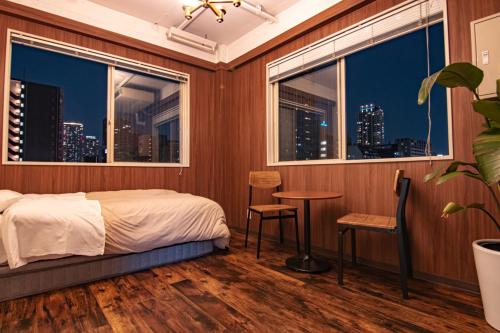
86,189 -> 231,254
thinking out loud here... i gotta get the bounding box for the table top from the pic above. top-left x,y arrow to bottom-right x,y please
272,191 -> 342,200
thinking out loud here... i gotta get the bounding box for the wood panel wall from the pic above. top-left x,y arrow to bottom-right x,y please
220,0 -> 500,286
0,12 -> 220,201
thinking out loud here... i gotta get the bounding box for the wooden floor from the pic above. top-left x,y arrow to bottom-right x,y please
0,230 -> 495,333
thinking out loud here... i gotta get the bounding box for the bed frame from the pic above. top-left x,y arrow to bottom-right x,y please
0,240 -> 214,302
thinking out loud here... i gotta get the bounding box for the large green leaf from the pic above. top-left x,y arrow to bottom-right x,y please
473,100 -> 500,124
418,63 -> 483,105
445,161 -> 479,173
436,63 -> 484,90
473,128 -> 500,185
436,170 -> 482,185
424,162 -> 479,183
423,166 -> 443,183
418,71 -> 441,105
441,202 -> 484,218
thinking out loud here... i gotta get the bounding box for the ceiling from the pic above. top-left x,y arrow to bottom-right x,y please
89,0 -> 300,44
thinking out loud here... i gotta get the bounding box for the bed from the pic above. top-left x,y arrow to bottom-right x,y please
0,189 -> 230,302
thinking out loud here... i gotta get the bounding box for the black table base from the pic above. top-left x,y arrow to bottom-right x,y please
286,255 -> 331,273
286,199 -> 331,273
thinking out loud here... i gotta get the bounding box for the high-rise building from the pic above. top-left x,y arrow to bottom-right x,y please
63,122 -> 84,162
8,80 -> 64,162
278,85 -> 337,161
114,90 -> 181,163
395,138 -> 427,157
83,135 -> 100,162
356,104 -> 384,147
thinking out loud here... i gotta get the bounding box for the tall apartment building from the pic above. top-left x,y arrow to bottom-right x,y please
356,104 -> 385,147
8,80 -> 64,162
63,122 -> 84,162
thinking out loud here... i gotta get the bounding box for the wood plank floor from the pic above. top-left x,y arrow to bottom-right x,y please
0,230 -> 495,333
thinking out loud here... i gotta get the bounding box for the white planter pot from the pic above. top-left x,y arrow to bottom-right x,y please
473,239 -> 500,331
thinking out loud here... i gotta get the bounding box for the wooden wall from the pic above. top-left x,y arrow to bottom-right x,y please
0,9 -> 221,201
220,0 -> 500,286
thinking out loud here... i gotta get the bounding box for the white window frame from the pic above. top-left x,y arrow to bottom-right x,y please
3,29 -> 190,168
266,0 -> 453,166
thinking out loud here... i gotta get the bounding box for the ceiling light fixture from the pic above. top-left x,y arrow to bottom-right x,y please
183,0 -> 241,23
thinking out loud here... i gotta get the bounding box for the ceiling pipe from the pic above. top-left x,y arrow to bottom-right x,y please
177,6 -> 206,30
167,27 -> 218,53
240,1 -> 278,23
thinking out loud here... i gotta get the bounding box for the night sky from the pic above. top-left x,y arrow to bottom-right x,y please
11,44 -> 108,143
345,22 -> 448,155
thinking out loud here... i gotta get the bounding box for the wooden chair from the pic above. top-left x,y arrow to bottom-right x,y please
336,170 -> 412,299
245,171 -> 300,259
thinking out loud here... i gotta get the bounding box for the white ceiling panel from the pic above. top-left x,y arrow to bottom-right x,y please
89,0 -> 300,44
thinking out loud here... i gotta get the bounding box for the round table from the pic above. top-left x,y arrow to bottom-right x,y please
272,191 -> 343,273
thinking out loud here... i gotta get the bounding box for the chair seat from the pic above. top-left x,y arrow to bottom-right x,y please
337,213 -> 396,230
249,204 -> 297,213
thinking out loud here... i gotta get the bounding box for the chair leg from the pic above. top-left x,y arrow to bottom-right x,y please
245,209 -> 251,248
351,229 -> 357,265
397,230 -> 409,299
279,211 -> 284,244
294,211 -> 300,254
403,226 -> 413,278
338,228 -> 344,285
256,214 -> 263,259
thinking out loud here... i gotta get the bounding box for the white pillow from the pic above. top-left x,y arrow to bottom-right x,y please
0,190 -> 23,213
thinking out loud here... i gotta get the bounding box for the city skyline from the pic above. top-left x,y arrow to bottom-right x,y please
345,22 -> 448,156
351,102 -> 429,159
11,43 -> 108,146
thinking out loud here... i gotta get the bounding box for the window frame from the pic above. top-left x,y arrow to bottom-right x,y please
2,29 -> 190,168
266,0 -> 453,167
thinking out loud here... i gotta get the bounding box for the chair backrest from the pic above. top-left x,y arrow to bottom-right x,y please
393,169 -> 405,195
249,171 -> 281,189
248,171 -> 282,207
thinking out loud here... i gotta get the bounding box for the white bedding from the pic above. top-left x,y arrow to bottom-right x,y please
0,189 -> 230,269
86,189 -> 230,254
1,193 -> 105,269
0,215 -> 7,265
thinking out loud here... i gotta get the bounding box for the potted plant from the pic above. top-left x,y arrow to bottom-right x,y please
419,63 -> 500,330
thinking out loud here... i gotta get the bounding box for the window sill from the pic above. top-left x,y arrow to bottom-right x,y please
1,161 -> 189,168
267,154 -> 454,167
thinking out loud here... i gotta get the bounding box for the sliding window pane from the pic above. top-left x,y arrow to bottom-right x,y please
278,62 -> 339,161
113,69 -> 180,163
9,44 -> 108,162
345,23 -> 448,160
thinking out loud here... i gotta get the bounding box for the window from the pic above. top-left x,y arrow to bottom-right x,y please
4,31 -> 190,167
345,23 -> 447,160
278,62 -> 339,161
113,69 -> 181,163
9,44 -> 108,163
266,0 -> 451,165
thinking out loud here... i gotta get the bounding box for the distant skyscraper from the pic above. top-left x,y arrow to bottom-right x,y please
8,80 -> 64,162
356,104 -> 384,146
278,85 -> 337,161
63,122 -> 84,162
83,135 -> 100,162
395,138 -> 427,157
